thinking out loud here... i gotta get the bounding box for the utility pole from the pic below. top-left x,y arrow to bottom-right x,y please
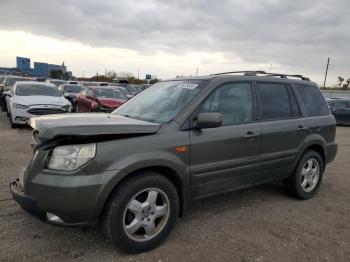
195,68 -> 198,76
323,57 -> 330,88
137,69 -> 140,80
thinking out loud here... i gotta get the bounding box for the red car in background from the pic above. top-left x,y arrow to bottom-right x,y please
76,86 -> 128,113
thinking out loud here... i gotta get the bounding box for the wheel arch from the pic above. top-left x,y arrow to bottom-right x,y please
98,165 -> 188,223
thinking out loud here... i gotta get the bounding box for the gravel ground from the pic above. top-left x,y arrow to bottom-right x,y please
0,111 -> 349,262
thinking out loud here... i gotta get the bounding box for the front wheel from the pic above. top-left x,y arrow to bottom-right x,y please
284,151 -> 324,200
102,172 -> 179,253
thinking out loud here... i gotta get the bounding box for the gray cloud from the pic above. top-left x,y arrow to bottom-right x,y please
1,0 -> 349,81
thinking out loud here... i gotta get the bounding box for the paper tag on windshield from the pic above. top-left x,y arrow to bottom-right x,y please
176,83 -> 199,89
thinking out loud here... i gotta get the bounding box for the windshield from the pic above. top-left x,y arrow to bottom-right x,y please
51,80 -> 65,87
95,88 -> 128,100
115,87 -> 129,97
113,81 -> 204,123
16,84 -> 62,97
64,85 -> 83,93
5,77 -> 32,88
125,85 -> 139,93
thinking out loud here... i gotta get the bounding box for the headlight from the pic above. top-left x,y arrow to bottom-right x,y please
13,103 -> 29,110
48,144 -> 96,171
61,104 -> 72,112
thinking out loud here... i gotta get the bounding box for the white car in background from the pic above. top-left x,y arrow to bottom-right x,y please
5,81 -> 72,128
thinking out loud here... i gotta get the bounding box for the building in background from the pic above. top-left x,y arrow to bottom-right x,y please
0,57 -> 73,79
16,56 -> 31,72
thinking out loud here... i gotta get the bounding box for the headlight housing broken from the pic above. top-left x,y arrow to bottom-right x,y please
48,144 -> 96,171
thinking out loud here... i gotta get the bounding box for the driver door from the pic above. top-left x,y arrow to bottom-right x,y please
189,82 -> 261,199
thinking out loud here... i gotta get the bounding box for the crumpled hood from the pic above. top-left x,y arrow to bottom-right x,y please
29,113 -> 160,140
16,96 -> 69,106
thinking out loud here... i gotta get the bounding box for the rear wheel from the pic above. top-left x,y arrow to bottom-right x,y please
284,151 -> 324,200
102,172 -> 179,253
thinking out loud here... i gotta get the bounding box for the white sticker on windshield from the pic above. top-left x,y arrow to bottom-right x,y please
176,83 -> 199,89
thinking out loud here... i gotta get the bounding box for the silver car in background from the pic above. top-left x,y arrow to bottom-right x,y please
5,81 -> 72,127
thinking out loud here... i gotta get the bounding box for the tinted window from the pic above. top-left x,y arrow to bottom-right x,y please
16,84 -> 62,97
257,83 -> 292,120
333,100 -> 350,108
86,89 -> 94,98
5,77 -> 32,87
294,84 -> 330,116
201,82 -> 253,125
288,88 -> 301,117
95,88 -> 128,100
64,85 -> 83,93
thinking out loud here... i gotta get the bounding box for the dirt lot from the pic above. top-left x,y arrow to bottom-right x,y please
0,112 -> 349,262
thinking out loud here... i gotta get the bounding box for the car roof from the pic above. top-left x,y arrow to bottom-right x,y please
15,81 -> 56,87
165,72 -> 317,86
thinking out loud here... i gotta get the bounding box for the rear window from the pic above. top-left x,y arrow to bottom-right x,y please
294,84 -> 330,117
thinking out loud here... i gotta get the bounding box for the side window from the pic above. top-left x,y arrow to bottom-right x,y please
257,83 -> 292,120
333,101 -> 350,108
81,88 -> 88,96
294,84 -> 330,116
86,89 -> 94,98
200,82 -> 253,126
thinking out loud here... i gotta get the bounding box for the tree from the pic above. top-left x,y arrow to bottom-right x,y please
49,70 -> 64,79
106,70 -> 117,79
342,78 -> 350,89
337,76 -> 344,88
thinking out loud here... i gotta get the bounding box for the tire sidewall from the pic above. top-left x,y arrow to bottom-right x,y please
293,151 -> 324,199
107,173 -> 179,253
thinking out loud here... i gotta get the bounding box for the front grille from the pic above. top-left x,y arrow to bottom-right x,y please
28,108 -> 65,115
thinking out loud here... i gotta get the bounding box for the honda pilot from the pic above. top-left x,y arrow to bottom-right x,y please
10,71 -> 337,253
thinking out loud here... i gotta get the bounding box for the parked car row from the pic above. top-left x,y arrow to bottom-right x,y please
0,74 -> 148,128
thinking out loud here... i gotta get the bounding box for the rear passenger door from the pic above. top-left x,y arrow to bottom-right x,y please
189,82 -> 261,198
256,82 -> 305,183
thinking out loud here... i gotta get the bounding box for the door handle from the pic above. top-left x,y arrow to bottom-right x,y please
244,131 -> 259,140
296,125 -> 308,133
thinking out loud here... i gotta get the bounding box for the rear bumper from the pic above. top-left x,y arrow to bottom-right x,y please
326,142 -> 338,164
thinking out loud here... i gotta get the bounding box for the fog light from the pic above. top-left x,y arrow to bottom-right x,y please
46,212 -> 64,223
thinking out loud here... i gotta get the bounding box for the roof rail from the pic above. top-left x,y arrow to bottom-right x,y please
211,70 -> 267,76
266,73 -> 310,81
211,70 -> 310,81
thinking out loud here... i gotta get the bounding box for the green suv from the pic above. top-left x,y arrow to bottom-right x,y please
10,71 -> 337,253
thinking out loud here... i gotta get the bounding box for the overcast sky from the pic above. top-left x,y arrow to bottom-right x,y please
0,0 -> 349,85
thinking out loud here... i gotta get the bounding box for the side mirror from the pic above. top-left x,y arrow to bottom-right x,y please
3,91 -> 11,97
195,112 -> 222,129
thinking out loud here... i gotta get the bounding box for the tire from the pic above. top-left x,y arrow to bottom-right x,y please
284,150 -> 324,200
102,172 -> 179,253
8,111 -> 17,128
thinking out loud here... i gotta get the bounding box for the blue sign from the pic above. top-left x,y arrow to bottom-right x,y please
146,74 -> 151,80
